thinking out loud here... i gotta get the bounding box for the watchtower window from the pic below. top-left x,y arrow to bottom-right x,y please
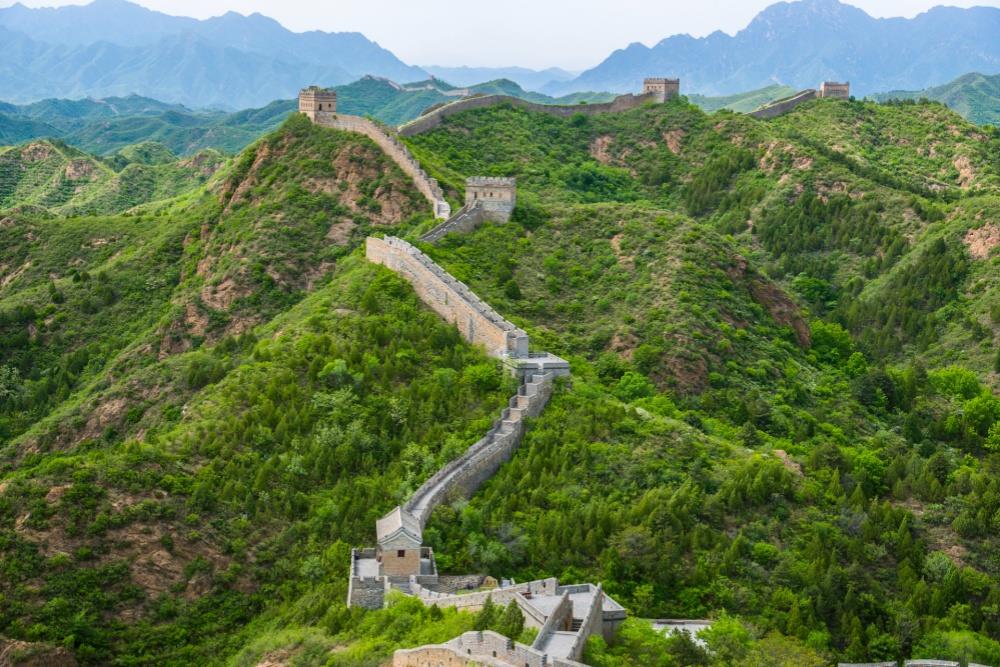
397,549 -> 405,558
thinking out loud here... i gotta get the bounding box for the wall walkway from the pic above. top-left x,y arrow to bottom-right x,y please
314,112 -> 451,219
420,202 -> 485,243
748,89 -> 817,119
398,92 -> 657,137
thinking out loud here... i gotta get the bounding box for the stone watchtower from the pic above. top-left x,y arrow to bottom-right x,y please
643,78 -> 681,103
466,177 -> 516,222
298,86 -> 337,121
819,81 -> 850,100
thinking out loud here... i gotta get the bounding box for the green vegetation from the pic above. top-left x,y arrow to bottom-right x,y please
0,139 -> 224,215
871,72 -> 1000,126
2,91 -> 1000,667
688,84 -> 798,113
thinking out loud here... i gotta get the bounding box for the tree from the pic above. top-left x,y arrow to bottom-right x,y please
0,364 -> 21,405
474,595 -> 496,631
498,600 -> 524,639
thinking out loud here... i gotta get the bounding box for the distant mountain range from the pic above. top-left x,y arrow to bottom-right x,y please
0,78 -> 615,156
545,0 -> 1000,96
0,77 -> 812,158
421,66 -> 578,92
871,72 -> 1000,126
2,0 -> 998,114
0,0 -> 426,108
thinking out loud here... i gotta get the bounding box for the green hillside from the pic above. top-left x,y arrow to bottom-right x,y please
689,84 -> 797,113
0,139 -> 224,216
872,72 -> 1000,126
0,78 -> 618,158
0,97 -> 999,667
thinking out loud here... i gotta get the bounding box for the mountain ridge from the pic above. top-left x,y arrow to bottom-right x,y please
545,0 -> 1000,96
0,0 -> 425,108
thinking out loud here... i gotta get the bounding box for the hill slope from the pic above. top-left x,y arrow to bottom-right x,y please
872,72 -> 1000,126
1,98 -> 1000,667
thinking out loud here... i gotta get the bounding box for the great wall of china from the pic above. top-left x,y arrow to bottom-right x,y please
291,76 -> 965,667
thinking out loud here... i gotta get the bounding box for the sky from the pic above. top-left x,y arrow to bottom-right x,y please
2,0 -> 999,70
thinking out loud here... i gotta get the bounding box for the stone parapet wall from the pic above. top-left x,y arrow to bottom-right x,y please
316,114 -> 451,219
531,591 -> 572,647
366,236 -> 527,359
393,631 -> 588,667
403,372 -> 554,527
409,577 -> 559,612
398,93 -> 657,137
420,203 -> 485,243
348,577 -> 386,609
567,584 -> 604,660
748,89 -> 818,120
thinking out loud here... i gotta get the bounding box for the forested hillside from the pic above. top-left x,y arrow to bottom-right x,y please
1,95 -> 999,667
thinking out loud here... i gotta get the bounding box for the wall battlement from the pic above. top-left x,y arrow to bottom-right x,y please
304,111 -> 451,219
298,85 -> 337,121
820,81 -> 851,99
465,176 -> 516,221
367,235 -> 530,359
398,92 -> 659,137
643,77 -> 681,103
421,176 -> 517,243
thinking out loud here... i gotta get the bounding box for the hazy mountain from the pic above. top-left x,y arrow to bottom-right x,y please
0,0 -> 426,108
422,66 -> 578,91
0,78 -> 616,155
545,0 -> 1000,97
871,72 -> 1000,126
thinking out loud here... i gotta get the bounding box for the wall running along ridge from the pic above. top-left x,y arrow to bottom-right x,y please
748,89 -> 817,119
366,236 -> 529,359
313,113 -> 451,219
398,92 -> 658,137
420,203 -> 485,243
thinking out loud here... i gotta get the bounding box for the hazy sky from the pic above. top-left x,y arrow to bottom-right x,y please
3,0 -> 999,69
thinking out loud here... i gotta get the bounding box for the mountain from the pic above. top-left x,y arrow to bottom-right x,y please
2,91 -> 1000,666
871,72 -> 1000,126
422,66 -> 578,92
0,0 -> 426,108
0,138 -> 224,215
0,79 -> 617,156
0,94 -> 291,156
545,0 -> 1000,97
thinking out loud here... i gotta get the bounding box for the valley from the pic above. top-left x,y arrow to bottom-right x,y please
0,71 -> 999,667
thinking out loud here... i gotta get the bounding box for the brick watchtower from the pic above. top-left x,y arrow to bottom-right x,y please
643,78 -> 680,103
298,86 -> 337,121
465,176 -> 516,222
819,81 -> 850,100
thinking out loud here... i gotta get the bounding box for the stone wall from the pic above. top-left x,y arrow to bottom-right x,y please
820,81 -> 851,99
409,577 -> 560,612
420,203 -> 485,243
403,371 -> 554,527
465,176 -> 516,222
366,236 -> 528,359
748,89 -> 817,120
348,576 -> 386,609
393,631 -> 588,667
531,591 -> 572,647
567,584 -> 604,660
398,92 -> 657,137
314,114 -> 451,219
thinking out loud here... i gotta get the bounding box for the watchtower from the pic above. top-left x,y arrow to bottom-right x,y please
298,86 -> 337,121
465,176 -> 516,222
819,81 -> 850,100
643,78 -> 681,103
